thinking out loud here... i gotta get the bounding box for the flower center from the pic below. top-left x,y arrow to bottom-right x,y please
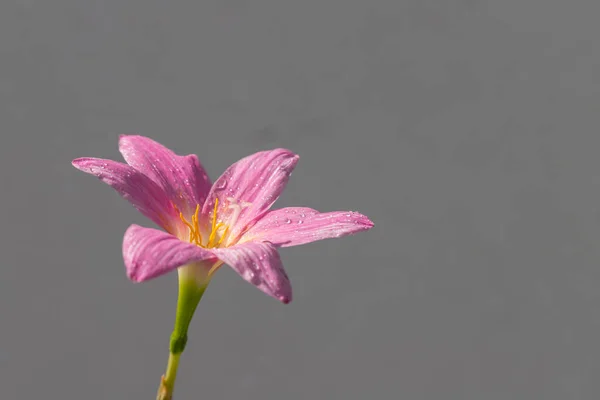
177,199 -> 227,249
175,197 -> 251,249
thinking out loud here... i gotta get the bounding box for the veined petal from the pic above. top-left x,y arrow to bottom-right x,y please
241,207 -> 374,247
72,158 -> 175,230
211,241 -> 292,303
202,149 -> 299,242
123,225 -> 217,282
119,135 -> 212,215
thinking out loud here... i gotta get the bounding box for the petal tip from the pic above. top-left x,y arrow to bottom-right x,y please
71,157 -> 104,174
118,133 -> 141,141
271,148 -> 300,161
279,295 -> 292,304
353,212 -> 374,229
126,269 -> 142,283
118,134 -> 155,152
125,258 -> 153,283
71,157 -> 89,169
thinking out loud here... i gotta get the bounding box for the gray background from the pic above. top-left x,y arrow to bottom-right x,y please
2,1 -> 600,399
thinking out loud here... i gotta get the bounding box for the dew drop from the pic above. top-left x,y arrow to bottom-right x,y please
244,270 -> 259,284
215,179 -> 227,190
297,220 -> 303,224
285,218 -> 291,224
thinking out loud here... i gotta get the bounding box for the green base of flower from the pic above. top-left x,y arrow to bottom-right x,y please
157,271 -> 209,400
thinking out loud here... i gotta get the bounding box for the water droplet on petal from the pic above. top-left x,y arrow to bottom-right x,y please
244,270 -> 260,284
215,179 -> 227,190
297,220 -> 303,224
285,219 -> 291,224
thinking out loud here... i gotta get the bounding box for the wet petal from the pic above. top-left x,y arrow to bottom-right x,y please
119,135 -> 212,215
72,157 -> 174,230
202,149 -> 299,242
211,241 -> 292,303
123,225 -> 217,282
241,207 -> 374,247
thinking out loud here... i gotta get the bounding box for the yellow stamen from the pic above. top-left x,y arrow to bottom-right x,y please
205,198 -> 221,248
216,225 -> 229,247
211,198 -> 219,235
177,204 -> 203,246
173,198 -> 246,250
208,223 -> 226,248
191,204 -> 202,245
179,212 -> 195,237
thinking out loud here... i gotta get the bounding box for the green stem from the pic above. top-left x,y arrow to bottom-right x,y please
157,279 -> 207,400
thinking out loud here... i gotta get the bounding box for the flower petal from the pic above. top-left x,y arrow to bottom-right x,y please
72,157 -> 175,230
241,207 -> 374,247
202,149 -> 299,242
119,135 -> 212,215
123,224 -> 217,282
211,241 -> 292,303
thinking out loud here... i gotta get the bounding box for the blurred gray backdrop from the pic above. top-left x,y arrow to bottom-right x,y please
2,1 -> 600,399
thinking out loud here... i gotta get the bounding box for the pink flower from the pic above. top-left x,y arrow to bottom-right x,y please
72,135 -> 373,303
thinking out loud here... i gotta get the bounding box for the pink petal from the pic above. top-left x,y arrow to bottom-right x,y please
72,158 -> 175,230
123,224 -> 217,282
211,241 -> 292,303
241,207 -> 374,247
202,149 -> 299,242
119,135 -> 212,215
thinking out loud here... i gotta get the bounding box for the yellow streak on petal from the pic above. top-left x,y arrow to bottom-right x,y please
207,261 -> 224,277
